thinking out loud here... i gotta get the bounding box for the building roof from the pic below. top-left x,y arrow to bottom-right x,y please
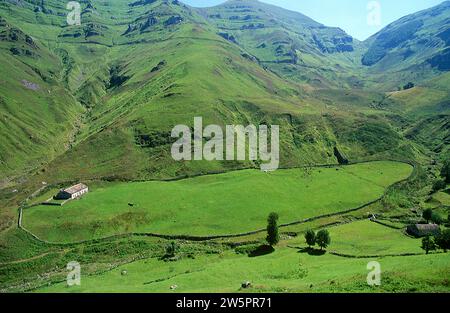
414,224 -> 440,231
63,183 -> 88,195
407,224 -> 440,237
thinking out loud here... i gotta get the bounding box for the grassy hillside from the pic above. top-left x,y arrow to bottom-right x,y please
0,15 -> 84,182
0,0 -> 447,187
387,72 -> 450,161
0,0 -> 424,189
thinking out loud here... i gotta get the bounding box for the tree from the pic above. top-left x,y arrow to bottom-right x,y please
432,179 -> 446,192
316,229 -> 331,251
421,236 -> 436,255
165,241 -> 179,257
423,208 -> 433,223
431,212 -> 444,225
266,212 -> 279,247
435,229 -> 450,252
305,229 -> 316,248
441,160 -> 450,183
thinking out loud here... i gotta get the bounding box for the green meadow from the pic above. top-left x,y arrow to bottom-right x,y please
37,253 -> 450,293
36,220 -> 448,293
314,220 -> 422,256
22,161 -> 412,243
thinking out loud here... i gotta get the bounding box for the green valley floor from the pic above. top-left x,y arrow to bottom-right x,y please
22,161 -> 412,242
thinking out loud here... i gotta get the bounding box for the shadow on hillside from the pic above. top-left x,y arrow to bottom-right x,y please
298,247 -> 326,256
248,245 -> 275,257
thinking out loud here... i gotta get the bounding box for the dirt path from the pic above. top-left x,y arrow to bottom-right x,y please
0,252 -> 55,266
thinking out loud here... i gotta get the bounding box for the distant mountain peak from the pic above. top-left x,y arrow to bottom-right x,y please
213,0 -> 322,27
362,0 -> 450,72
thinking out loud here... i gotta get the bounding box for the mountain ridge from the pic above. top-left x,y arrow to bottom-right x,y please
0,0 -> 448,188
362,0 -> 450,71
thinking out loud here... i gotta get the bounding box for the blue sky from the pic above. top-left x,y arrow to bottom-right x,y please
182,0 -> 446,40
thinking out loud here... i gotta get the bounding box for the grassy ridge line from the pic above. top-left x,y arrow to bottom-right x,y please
16,160 -> 416,246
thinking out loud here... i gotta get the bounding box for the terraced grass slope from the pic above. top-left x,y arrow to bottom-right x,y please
22,161 -> 413,242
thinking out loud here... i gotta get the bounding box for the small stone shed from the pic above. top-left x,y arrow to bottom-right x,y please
406,224 -> 440,238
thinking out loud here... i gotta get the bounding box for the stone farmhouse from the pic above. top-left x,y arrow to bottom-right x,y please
55,183 -> 89,200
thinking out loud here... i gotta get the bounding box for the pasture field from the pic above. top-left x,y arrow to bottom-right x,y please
22,161 -> 413,243
37,253 -> 450,293
36,220 -> 449,293
325,220 -> 422,256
